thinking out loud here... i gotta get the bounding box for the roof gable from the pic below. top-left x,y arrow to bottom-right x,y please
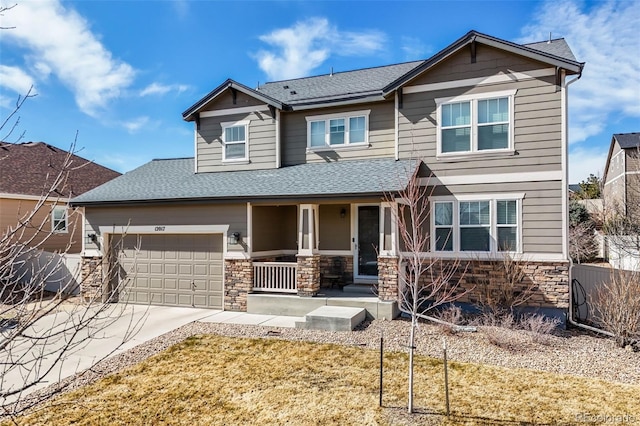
182,30 -> 584,116
0,142 -> 121,198
614,132 -> 640,150
602,133 -> 640,183
383,30 -> 583,93
182,79 -> 284,122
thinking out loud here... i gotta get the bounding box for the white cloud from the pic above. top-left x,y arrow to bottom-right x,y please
0,65 -> 36,94
520,0 -> 640,144
140,82 -> 190,97
400,36 -> 431,61
2,0 -> 135,117
569,145 -> 609,183
122,116 -> 149,133
255,18 -> 386,81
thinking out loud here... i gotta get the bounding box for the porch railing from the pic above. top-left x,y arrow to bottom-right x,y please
253,262 -> 297,293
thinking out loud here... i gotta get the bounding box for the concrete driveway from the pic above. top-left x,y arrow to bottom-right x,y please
1,304 -> 219,403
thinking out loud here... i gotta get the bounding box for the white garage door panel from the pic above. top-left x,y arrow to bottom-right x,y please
116,234 -> 223,309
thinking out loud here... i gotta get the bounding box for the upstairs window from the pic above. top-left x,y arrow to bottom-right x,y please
306,110 -> 370,150
221,120 -> 249,161
52,206 -> 68,233
436,90 -> 516,156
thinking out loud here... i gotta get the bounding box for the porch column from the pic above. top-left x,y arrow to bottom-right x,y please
297,204 -> 320,296
224,258 -> 253,311
80,256 -> 104,302
377,256 -> 399,302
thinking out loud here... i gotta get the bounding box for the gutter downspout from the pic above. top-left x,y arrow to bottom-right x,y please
564,69 -> 613,336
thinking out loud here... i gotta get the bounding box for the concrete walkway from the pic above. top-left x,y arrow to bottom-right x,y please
1,305 -> 302,403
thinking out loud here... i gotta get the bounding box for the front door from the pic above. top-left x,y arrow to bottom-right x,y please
355,205 -> 379,279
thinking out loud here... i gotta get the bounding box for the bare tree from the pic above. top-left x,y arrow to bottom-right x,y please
0,86 -> 141,420
473,253 -> 537,322
589,268 -> 640,348
387,167 -> 468,414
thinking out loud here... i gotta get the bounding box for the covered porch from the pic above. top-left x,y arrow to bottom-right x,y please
224,201 -> 402,318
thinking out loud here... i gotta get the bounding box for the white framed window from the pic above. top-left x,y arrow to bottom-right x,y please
306,110 -> 370,150
431,194 -> 523,253
52,206 -> 68,233
221,120 -> 249,162
436,90 -> 516,156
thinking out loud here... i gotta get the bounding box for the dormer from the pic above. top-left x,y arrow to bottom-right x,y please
183,80 -> 284,173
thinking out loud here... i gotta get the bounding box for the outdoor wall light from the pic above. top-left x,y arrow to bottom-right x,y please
340,208 -> 346,218
228,232 -> 241,245
88,233 -> 98,244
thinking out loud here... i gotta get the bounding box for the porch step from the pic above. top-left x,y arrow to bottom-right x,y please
342,284 -> 375,295
295,306 -> 367,331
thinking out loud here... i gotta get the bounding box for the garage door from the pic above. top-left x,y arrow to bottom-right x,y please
115,234 -> 223,309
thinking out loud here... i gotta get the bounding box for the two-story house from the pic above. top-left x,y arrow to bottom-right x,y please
603,133 -> 640,221
71,31 -> 583,321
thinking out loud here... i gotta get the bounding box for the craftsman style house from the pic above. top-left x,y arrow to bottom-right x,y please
72,31 -> 583,320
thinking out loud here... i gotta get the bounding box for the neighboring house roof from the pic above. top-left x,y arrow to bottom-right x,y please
71,158 -> 418,206
183,30 -> 584,119
568,184 -> 581,193
613,132 -> 640,150
0,142 -> 121,198
602,132 -> 640,183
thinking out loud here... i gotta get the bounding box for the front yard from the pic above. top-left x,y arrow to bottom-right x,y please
9,332 -> 640,425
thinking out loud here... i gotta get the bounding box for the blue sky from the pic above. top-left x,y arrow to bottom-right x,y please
0,0 -> 638,183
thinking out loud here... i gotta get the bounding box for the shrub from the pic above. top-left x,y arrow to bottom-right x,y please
519,313 -> 560,344
589,269 -> 640,348
435,304 -> 464,335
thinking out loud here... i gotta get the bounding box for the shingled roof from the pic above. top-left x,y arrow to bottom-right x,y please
0,142 -> 121,198
183,30 -> 583,120
613,133 -> 640,149
256,61 -> 423,106
71,158 -> 418,206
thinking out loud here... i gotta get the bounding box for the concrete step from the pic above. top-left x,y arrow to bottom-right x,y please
295,306 -> 367,331
342,284 -> 376,295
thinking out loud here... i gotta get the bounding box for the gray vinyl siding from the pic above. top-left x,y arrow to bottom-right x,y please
398,75 -> 562,175
197,110 -> 276,173
431,181 -> 563,254
199,90 -> 265,112
604,142 -> 625,212
84,203 -> 247,253
408,44 -> 551,86
282,101 -> 395,166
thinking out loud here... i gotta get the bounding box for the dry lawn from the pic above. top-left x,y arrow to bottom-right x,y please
10,335 -> 640,426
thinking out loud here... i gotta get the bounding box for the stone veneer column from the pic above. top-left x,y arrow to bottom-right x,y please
296,255 -> 320,297
81,256 -> 104,302
377,256 -> 399,302
224,259 -> 253,311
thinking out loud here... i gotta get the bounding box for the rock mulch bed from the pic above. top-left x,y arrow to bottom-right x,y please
12,317 -> 640,416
